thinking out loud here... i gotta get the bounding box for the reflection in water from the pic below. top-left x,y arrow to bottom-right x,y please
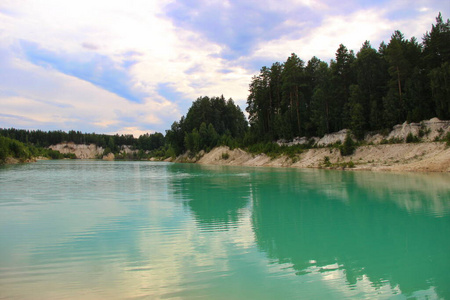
352,171 -> 450,217
1,161 -> 449,299
170,164 -> 251,231
249,169 -> 450,298
174,165 -> 450,298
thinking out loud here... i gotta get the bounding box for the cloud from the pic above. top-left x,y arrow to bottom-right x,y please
246,0 -> 448,66
0,44 -> 180,136
81,42 -> 99,50
0,0 -> 255,134
0,0 -> 448,135
164,0 -> 325,60
20,40 -> 145,103
249,9 -> 394,63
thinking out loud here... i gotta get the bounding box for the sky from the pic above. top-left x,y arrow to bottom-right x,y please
0,0 -> 448,137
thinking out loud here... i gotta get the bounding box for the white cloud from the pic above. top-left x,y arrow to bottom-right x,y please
248,3 -> 445,65
0,0 -> 255,134
0,0 -> 447,134
0,44 -> 180,136
250,9 -> 395,63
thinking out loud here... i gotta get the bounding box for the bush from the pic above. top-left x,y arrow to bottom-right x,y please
0,136 -> 32,162
221,152 -> 230,160
46,149 -> 63,159
323,156 -> 331,167
406,133 -> 420,143
380,137 -> 403,144
340,134 -> 356,156
444,132 -> 450,146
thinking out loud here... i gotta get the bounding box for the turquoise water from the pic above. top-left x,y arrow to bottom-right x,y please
1,160 -> 449,299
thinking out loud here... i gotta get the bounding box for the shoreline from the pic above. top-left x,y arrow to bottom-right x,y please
178,143 -> 450,173
2,142 -> 449,173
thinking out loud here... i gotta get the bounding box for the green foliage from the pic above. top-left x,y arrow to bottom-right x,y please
418,122 -> 431,137
0,128 -> 137,149
323,156 -> 331,167
0,136 -> 32,163
183,123 -> 221,154
429,62 -> 450,119
246,142 -> 306,159
244,13 -> 449,141
406,132 -> 420,143
103,147 -> 112,156
321,156 -> 355,169
184,128 -> 201,154
347,85 -> 366,140
0,136 -> 63,163
443,132 -> 450,146
166,145 -> 177,159
0,137 -> 8,161
138,132 -> 165,151
183,96 -> 248,138
0,127 -> 171,161
221,152 -> 230,160
165,96 -> 247,155
340,133 -> 357,156
380,137 -> 404,144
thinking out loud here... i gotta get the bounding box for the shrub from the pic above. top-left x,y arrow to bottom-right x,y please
340,134 -> 356,156
46,149 -> 63,159
406,133 -> 420,143
221,152 -> 230,160
380,137 -> 403,144
323,156 -> 331,167
444,132 -> 450,146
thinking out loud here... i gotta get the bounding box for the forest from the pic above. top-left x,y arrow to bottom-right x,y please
245,13 -> 449,141
1,13 -> 449,162
0,128 -> 166,161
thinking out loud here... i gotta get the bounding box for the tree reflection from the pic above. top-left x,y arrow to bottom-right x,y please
250,170 -> 450,298
172,164 -> 251,230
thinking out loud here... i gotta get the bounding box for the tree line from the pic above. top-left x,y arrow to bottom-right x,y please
0,128 -> 165,151
246,13 -> 449,141
0,128 -> 167,162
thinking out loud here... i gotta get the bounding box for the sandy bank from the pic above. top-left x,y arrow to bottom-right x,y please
189,118 -> 450,172
193,143 -> 450,172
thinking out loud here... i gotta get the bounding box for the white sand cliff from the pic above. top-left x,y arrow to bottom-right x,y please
194,143 -> 450,172
190,118 -> 450,172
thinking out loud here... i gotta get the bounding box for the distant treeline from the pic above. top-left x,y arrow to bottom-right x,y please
0,128 -> 165,153
246,13 -> 449,141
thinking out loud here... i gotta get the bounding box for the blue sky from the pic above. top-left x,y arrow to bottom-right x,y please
0,0 -> 447,137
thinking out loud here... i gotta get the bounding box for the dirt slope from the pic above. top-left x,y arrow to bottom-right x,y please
196,143 -> 450,172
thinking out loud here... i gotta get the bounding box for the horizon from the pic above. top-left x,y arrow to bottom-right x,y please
1,1 -> 448,137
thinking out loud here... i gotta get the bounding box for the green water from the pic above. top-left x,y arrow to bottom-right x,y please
0,160 -> 449,299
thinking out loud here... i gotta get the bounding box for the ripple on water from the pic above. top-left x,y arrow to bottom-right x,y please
0,161 -> 449,299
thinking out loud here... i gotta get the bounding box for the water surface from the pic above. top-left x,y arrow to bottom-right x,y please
1,161 -> 449,299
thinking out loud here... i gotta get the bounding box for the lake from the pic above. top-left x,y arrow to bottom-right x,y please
1,160 -> 449,299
